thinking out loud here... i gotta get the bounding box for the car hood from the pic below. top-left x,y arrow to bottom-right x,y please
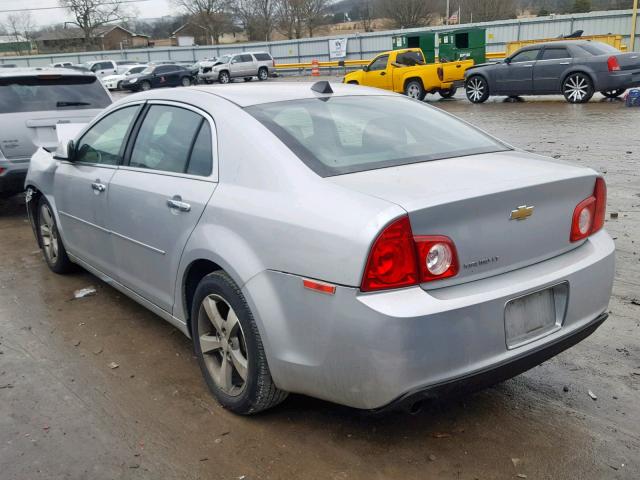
123,73 -> 148,82
102,74 -> 124,81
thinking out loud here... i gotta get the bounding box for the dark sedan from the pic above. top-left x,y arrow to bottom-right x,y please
464,40 -> 640,103
120,64 -> 194,92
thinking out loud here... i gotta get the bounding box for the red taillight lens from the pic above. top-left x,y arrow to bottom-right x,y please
437,67 -> 444,81
570,177 -> 607,242
415,236 -> 459,282
361,216 -> 459,292
607,56 -> 621,72
0,168 -> 5,175
361,216 -> 418,292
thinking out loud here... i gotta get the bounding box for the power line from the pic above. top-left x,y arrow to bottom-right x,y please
0,0 -> 149,14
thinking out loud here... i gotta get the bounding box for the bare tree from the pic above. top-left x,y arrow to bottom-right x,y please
173,0 -> 231,44
358,0 -> 377,32
275,0 -> 305,39
377,0 -> 436,29
301,0 -> 329,37
456,0 -> 517,22
59,0 -> 130,49
234,0 -> 277,41
5,12 -> 36,55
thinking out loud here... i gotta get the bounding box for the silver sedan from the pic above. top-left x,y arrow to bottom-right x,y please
25,82 -> 614,414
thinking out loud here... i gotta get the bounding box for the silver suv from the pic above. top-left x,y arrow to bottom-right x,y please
0,68 -> 111,198
199,52 -> 275,84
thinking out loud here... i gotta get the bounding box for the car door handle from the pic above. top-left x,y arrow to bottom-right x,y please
380,71 -> 386,76
91,182 -> 106,193
523,64 -> 534,67
167,199 -> 191,212
559,62 -> 571,65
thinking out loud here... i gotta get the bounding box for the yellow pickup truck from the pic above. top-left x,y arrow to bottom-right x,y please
343,48 -> 474,100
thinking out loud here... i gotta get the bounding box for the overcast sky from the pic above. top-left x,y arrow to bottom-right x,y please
1,0 -> 174,27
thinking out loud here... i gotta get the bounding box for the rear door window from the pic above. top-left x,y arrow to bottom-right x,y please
0,75 -> 112,114
129,105 -> 209,175
254,53 -> 272,61
541,48 -> 571,60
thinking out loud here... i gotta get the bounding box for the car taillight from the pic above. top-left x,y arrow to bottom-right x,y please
437,67 -> 444,81
361,216 -> 459,292
570,177 -> 606,242
607,56 -> 621,72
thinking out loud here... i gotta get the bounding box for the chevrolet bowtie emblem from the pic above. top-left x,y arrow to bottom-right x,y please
510,205 -> 534,221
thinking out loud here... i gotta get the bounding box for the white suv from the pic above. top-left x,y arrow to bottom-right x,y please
199,52 -> 275,84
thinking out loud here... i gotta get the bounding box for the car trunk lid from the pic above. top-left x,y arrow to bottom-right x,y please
329,150 -> 598,289
613,52 -> 640,71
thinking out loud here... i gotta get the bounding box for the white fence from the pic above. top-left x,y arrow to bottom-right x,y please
1,8 -> 638,67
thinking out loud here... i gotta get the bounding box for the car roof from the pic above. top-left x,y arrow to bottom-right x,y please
120,82 -> 396,108
519,40 -> 600,50
0,67 -> 95,78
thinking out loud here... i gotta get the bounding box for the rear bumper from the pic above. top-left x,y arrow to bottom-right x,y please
0,162 -> 28,197
596,70 -> 640,91
243,230 -> 615,410
376,312 -> 607,413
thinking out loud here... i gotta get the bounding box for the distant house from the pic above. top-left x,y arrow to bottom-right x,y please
35,25 -> 149,53
0,35 -> 32,55
170,23 -> 247,46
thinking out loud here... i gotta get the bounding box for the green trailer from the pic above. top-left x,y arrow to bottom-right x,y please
392,32 -> 437,64
438,27 -> 486,65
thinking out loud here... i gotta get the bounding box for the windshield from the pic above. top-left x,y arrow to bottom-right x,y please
127,66 -> 146,74
0,75 -> 111,114
246,96 -> 509,177
217,55 -> 231,64
141,66 -> 155,74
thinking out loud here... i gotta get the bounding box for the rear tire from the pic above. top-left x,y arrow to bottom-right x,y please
36,197 -> 74,274
438,87 -> 457,99
258,67 -> 268,81
465,75 -> 489,103
218,71 -> 230,84
404,80 -> 425,101
600,88 -> 625,99
191,271 -> 288,414
562,72 -> 594,103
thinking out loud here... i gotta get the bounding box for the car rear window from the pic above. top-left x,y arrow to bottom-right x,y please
254,53 -> 272,61
246,96 -> 509,177
0,75 -> 111,114
575,42 -> 619,56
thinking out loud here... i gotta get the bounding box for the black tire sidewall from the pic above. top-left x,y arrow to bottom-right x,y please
563,73 -> 593,103
191,272 -> 263,413
141,81 -> 151,91
36,196 -> 72,274
465,75 -> 489,103
439,87 -> 457,98
405,80 -> 424,100
182,77 -> 191,86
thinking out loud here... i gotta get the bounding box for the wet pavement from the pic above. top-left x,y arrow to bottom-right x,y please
1,82 -> 639,479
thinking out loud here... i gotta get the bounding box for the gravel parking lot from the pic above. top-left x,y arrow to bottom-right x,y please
1,79 -> 639,479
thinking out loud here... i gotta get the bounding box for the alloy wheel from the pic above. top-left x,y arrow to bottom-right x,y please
406,84 -> 422,100
219,72 -> 230,84
564,75 -> 589,102
258,68 -> 268,80
198,294 -> 248,396
39,204 -> 58,264
466,77 -> 485,102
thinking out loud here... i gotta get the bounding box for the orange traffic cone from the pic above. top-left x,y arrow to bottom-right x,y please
311,59 -> 320,76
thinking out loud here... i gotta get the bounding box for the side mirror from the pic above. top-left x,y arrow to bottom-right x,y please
504,57 -> 512,64
363,65 -> 369,72
53,139 -> 75,161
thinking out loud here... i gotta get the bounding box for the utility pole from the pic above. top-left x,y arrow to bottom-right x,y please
446,0 -> 450,25
632,0 -> 638,51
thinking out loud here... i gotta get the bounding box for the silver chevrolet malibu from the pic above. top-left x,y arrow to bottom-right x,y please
25,82 -> 615,415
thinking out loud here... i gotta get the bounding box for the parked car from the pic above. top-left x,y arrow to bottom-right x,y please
102,64 -> 148,90
80,60 -> 118,78
120,64 -> 194,91
0,68 -> 111,199
464,40 -> 640,103
115,60 -> 142,74
25,82 -> 614,415
51,62 -> 74,68
198,52 -> 275,84
343,48 -> 473,100
0,64 -> 17,68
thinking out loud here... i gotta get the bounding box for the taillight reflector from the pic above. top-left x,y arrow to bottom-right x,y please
570,177 -> 606,242
607,56 -> 621,72
303,279 -> 336,295
361,216 -> 459,292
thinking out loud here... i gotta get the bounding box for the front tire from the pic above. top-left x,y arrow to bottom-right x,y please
181,76 -> 192,87
465,75 -> 489,103
438,87 -> 457,99
404,80 -> 425,101
36,197 -> 74,274
601,88 -> 625,99
140,80 -> 151,91
218,71 -> 230,84
191,271 -> 288,414
258,67 -> 268,81
562,73 -> 594,103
